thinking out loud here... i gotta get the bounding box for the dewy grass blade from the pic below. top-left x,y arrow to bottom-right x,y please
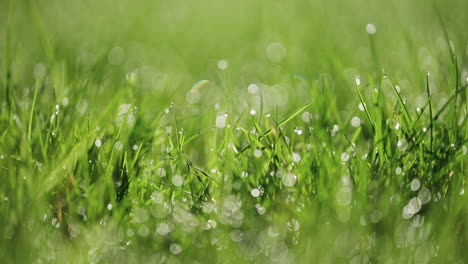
426,73 -> 434,153
27,80 -> 40,144
384,74 -> 413,128
353,77 -> 375,131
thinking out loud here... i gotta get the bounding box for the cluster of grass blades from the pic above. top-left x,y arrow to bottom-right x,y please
1,0 -> 467,263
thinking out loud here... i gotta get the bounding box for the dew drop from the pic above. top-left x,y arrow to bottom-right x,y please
411,179 -> 421,191
366,24 -> 376,35
282,172 -> 297,187
351,117 -> 361,127
254,149 -> 262,158
170,243 -> 182,255
341,152 -> 350,162
218,60 -> 228,70
251,188 -> 261,197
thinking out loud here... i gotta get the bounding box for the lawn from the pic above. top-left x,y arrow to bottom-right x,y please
0,0 -> 467,263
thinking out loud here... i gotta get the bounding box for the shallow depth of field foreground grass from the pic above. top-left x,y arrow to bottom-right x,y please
1,0 -> 468,263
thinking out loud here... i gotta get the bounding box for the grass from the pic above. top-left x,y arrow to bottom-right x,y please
0,0 -> 467,263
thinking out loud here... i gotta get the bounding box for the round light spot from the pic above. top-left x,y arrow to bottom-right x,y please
186,89 -> 201,104
351,117 -> 361,127
247,84 -> 259,94
254,149 -> 263,158
341,152 -> 350,162
292,152 -> 301,163
33,63 -> 47,79
358,103 -> 365,111
411,179 -> 421,191
266,42 -> 286,62
170,243 -> 182,255
95,139 -> 102,148
395,167 -> 402,175
156,168 -> 166,177
251,188 -> 261,197
156,222 -> 171,236
282,172 -> 297,187
172,174 -> 184,187
218,60 -> 228,70
114,141 -> 123,150
216,115 -> 227,128
355,78 -> 361,86
397,139 -> 408,151
62,97 -> 69,106
301,111 -> 311,122
366,24 -> 376,35
250,109 -> 256,115
230,230 -> 244,242
418,187 -> 431,204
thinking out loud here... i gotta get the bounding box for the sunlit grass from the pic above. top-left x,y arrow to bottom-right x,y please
1,0 -> 467,263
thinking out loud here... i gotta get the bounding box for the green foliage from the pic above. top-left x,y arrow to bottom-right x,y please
0,0 -> 467,263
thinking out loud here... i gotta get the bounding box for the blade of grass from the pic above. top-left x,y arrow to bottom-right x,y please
27,80 -> 40,144
353,77 -> 375,131
425,73 -> 434,153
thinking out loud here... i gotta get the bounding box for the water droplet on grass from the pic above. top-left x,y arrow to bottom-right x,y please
411,179 -> 421,191
354,77 -> 361,86
336,188 -> 352,206
95,139 -> 102,148
172,174 -> 184,187
156,168 -> 166,177
186,89 -> 201,104
395,167 -> 402,175
366,24 -> 376,35
301,111 -> 311,122
292,152 -> 301,163
251,188 -> 261,197
230,230 -> 244,242
156,222 -> 171,236
287,219 -> 300,231
254,149 -> 262,158
351,117 -> 361,127
218,60 -> 228,70
216,115 -> 227,128
282,172 -> 297,187
397,139 -> 408,151
341,152 -> 350,162
138,225 -> 150,236
358,103 -> 365,111
114,141 -> 123,150
250,109 -> 256,115
62,97 -> 69,106
170,243 -> 182,255
418,187 -> 431,204
34,63 -> 47,79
